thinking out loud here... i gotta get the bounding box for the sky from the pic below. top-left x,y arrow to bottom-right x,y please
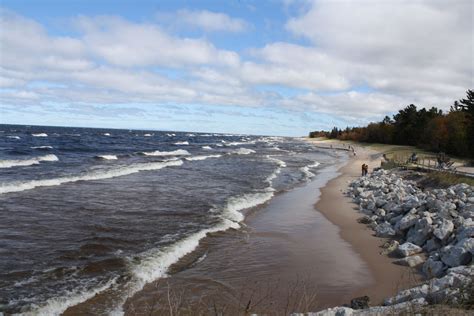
0,0 -> 472,136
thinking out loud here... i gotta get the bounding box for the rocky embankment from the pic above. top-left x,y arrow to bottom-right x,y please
305,169 -> 474,315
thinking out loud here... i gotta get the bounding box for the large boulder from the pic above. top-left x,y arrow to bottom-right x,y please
456,237 -> 474,255
422,258 -> 445,278
375,222 -> 396,238
397,242 -> 423,257
396,211 -> 418,231
406,217 -> 433,246
440,245 -> 472,267
433,219 -> 454,241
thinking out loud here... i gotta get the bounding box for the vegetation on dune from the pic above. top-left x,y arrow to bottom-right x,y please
309,90 -> 474,159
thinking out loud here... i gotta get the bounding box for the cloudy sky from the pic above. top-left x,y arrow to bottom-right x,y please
0,0 -> 472,136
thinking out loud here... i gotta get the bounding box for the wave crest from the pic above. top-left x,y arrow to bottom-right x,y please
0,154 -> 58,169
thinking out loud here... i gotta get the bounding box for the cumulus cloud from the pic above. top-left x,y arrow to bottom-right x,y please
173,9 -> 249,32
285,0 -> 472,101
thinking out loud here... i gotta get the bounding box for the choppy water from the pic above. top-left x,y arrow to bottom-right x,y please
0,124 -> 340,315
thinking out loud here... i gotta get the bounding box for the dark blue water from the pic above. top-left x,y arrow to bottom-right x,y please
0,124 -> 339,315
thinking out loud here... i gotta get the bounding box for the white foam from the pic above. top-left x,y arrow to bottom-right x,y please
224,141 -> 256,146
103,133 -> 111,136
300,162 -> 320,179
141,149 -> 190,157
174,141 -> 189,146
187,133 -> 195,137
18,277 -> 118,316
202,146 -> 212,150
185,154 -> 222,161
232,148 -> 256,155
7,136 -> 21,139
30,146 -> 53,149
96,155 -> 118,160
265,155 -> 287,184
32,133 -> 48,137
0,154 -> 58,169
166,133 -> 176,137
0,160 -> 183,195
110,189 -> 274,315
143,134 -> 153,137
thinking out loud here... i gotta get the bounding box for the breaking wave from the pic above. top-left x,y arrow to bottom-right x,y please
185,155 -> 222,161
300,161 -> 321,179
95,155 -> 118,160
31,146 -> 53,149
110,189 -> 274,315
7,136 -> 21,139
232,148 -> 256,155
140,149 -> 190,157
0,154 -> 59,169
32,133 -> 48,137
0,160 -> 183,195
202,146 -> 212,150
174,141 -> 189,146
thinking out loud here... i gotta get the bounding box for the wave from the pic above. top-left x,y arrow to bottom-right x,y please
95,155 -> 118,160
223,141 -> 256,146
31,146 -> 53,149
232,148 -> 256,155
201,146 -> 212,150
300,161 -> 321,179
143,134 -> 153,137
6,136 -> 21,139
21,277 -> 118,316
265,155 -> 287,184
174,141 -> 189,146
140,149 -> 190,157
103,133 -> 111,136
166,133 -> 176,137
185,154 -> 222,161
0,154 -> 59,169
0,160 -> 183,195
110,189 -> 274,315
32,133 -> 48,137
186,133 -> 195,137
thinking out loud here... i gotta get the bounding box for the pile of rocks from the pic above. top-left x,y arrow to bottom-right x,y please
301,169 -> 473,315
345,169 -> 473,312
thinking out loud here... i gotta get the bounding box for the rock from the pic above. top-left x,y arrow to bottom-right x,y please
457,226 -> 474,241
310,306 -> 354,316
424,238 -> 441,252
397,242 -> 423,257
374,208 -> 386,217
357,216 -> 372,224
406,217 -> 433,246
422,258 -> 445,278
394,255 -> 424,267
380,240 -> 399,255
375,222 -> 396,238
440,245 -> 472,267
433,219 -> 454,241
456,237 -> 474,255
350,296 -> 370,310
384,284 -> 429,305
396,212 -> 418,231
375,198 -> 387,208
402,196 -> 420,211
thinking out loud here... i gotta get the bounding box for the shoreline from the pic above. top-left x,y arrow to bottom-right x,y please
311,139 -> 422,305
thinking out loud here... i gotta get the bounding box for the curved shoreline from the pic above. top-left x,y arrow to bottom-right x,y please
313,141 -> 422,305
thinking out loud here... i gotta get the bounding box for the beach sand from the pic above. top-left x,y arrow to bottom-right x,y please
311,139 -> 422,305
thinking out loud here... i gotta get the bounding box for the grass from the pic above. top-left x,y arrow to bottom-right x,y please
420,170 -> 474,187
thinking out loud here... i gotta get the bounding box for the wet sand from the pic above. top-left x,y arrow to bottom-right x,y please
312,140 -> 421,305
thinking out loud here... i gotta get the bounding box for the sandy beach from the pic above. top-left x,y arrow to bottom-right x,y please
311,139 -> 422,305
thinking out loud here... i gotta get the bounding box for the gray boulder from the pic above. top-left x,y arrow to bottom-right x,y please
375,222 -> 396,238
433,219 -> 454,241
424,238 -> 441,252
440,245 -> 472,267
456,237 -> 474,255
396,212 -> 418,231
422,258 -> 445,278
397,242 -> 423,257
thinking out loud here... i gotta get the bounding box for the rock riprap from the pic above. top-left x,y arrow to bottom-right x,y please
312,169 -> 474,314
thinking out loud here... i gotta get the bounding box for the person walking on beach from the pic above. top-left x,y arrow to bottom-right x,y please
361,164 -> 368,176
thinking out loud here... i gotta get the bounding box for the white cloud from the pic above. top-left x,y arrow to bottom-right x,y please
76,15 -> 240,68
173,9 -> 248,32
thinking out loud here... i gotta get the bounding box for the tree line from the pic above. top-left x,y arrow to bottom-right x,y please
309,90 -> 474,158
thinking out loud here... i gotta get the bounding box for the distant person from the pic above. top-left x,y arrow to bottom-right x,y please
361,164 -> 368,176
410,152 -> 418,163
